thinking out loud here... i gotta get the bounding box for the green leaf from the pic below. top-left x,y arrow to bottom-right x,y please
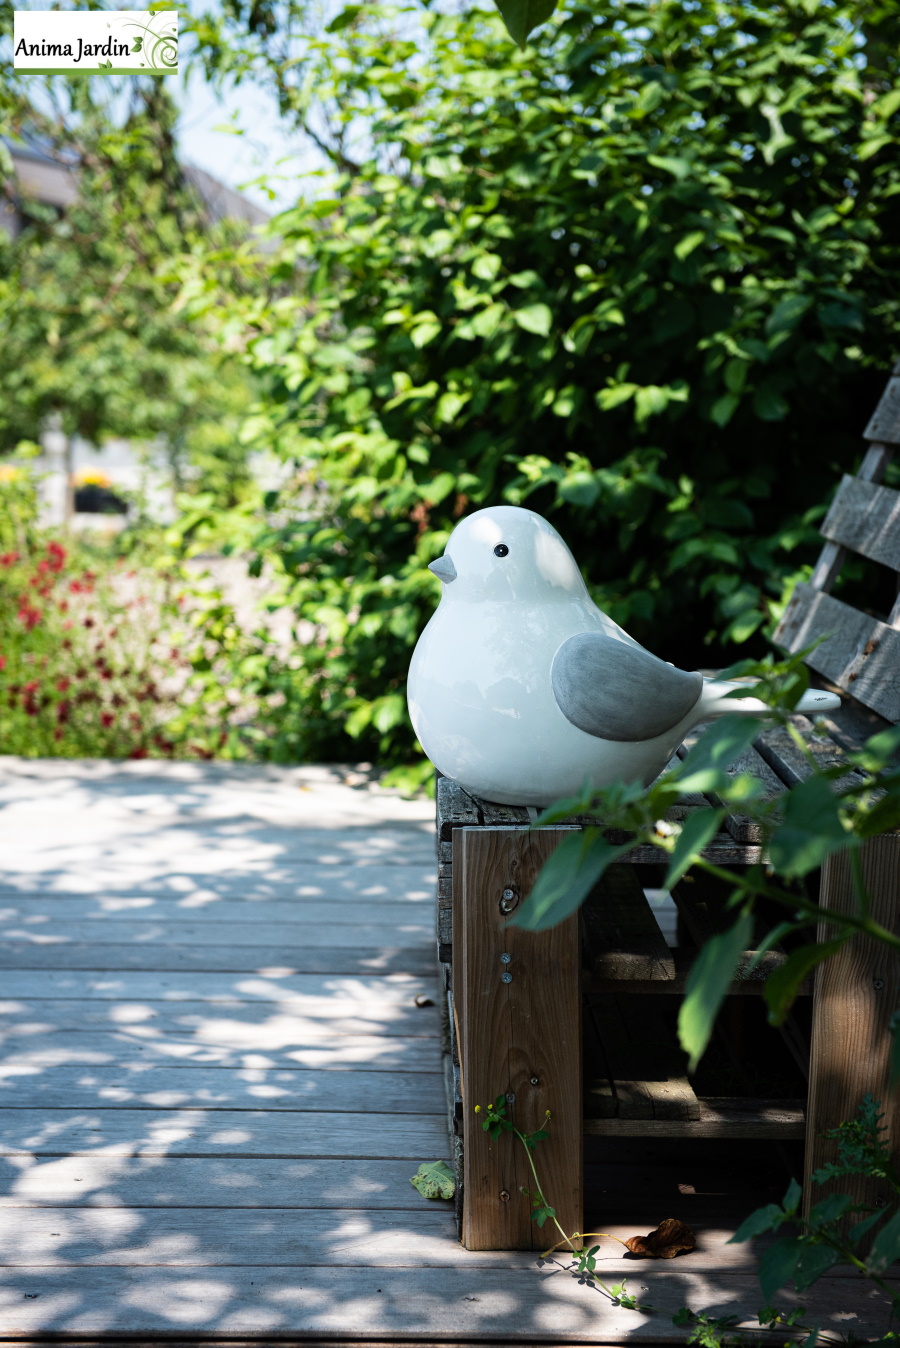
783,1178 -> 803,1215
493,0 -> 559,48
767,775 -> 851,878
511,829 -> 630,932
663,808 -> 726,890
866,1208 -> 900,1275
758,1235 -> 804,1301
647,154 -> 691,179
729,1203 -> 786,1244
808,1193 -> 854,1226
678,909 -> 754,1070
410,1160 -> 455,1200
513,303 -> 553,337
674,717 -> 763,795
674,231 -> 705,262
710,394 -> 739,427
849,1209 -> 885,1245
754,387 -> 790,421
794,1242 -> 840,1292
764,939 -> 846,1026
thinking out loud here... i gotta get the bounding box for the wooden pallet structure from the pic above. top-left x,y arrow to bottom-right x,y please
436,363 -> 900,1252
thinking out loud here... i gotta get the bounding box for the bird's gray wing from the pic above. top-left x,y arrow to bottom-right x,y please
551,632 -> 703,743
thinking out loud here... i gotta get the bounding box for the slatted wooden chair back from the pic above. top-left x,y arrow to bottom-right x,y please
775,360 -> 900,722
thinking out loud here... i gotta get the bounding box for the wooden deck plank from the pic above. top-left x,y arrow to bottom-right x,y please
0,943 -> 435,977
0,1156 -> 454,1210
0,1208 -> 793,1269
0,971 -> 434,1003
0,1063 -> 444,1113
0,998 -> 442,1039
0,1030 -> 440,1072
0,1265 -> 894,1340
0,1108 -> 447,1158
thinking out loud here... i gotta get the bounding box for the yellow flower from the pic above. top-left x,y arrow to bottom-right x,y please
0,465 -> 23,483
474,1105 -> 481,1113
74,469 -> 112,488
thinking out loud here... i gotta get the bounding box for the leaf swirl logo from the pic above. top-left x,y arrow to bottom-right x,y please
121,12 -> 177,69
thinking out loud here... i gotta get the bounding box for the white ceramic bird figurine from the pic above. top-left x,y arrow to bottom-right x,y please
407,505 -> 840,806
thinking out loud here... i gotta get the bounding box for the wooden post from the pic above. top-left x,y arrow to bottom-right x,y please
454,825 -> 582,1251
805,835 -> 900,1216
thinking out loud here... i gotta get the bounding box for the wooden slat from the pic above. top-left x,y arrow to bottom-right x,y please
585,1096 -> 805,1138
774,583 -> 900,721
0,970 -> 430,1004
676,732 -> 785,844
0,1063 -> 444,1114
0,1109 -> 447,1158
0,1030 -> 440,1071
0,942 -> 433,977
584,946 -> 807,995
863,374 -> 900,443
805,836 -> 900,1221
0,1155 -> 445,1209
0,998 -> 442,1039
821,474 -> 900,572
436,777 -> 481,840
455,827 -> 582,1251
0,898 -> 433,924
581,866 -> 675,981
0,1265 -> 895,1339
0,1207 -> 777,1271
586,996 -> 698,1121
802,441 -> 893,592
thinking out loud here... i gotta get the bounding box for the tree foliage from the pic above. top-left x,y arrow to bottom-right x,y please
182,0 -> 900,769
0,74 -> 262,506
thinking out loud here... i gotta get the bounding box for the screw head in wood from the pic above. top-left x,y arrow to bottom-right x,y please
501,971 -> 512,983
506,1092 -> 515,1103
499,1190 -> 510,1202
530,1075 -> 540,1086
499,888 -> 519,914
874,978 -> 885,990
500,952 -> 512,963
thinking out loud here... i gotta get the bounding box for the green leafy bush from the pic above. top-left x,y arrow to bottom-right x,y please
184,0 -> 900,768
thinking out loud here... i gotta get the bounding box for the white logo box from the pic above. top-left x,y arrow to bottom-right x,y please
14,9 -> 178,73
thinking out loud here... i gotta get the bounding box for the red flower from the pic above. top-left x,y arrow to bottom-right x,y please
129,747 -> 148,759
54,727 -> 64,741
0,656 -> 5,672
17,604 -> 41,631
69,581 -> 83,594
57,701 -> 70,724
108,628 -> 118,638
0,551 -> 19,566
58,600 -> 69,613
46,542 -> 66,572
75,667 -> 87,679
62,619 -> 73,630
56,678 -> 71,693
83,617 -> 95,629
101,712 -> 114,728
170,648 -> 180,659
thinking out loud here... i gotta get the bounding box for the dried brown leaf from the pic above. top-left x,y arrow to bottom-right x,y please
623,1217 -> 696,1259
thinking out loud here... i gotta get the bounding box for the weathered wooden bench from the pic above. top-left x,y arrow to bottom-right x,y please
436,364 -> 900,1251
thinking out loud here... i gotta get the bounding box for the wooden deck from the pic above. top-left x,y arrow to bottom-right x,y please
0,757 -> 896,1343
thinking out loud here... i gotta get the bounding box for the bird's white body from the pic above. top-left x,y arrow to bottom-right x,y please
407,506 -> 839,806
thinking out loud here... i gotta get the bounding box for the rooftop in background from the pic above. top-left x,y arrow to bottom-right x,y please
0,136 -> 271,240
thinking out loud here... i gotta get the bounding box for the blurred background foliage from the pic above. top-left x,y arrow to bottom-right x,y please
2,0 -> 900,776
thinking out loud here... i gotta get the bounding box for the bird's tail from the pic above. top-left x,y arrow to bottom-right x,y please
698,678 -> 841,718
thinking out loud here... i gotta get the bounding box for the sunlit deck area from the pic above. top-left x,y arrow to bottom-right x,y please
0,758 -> 895,1344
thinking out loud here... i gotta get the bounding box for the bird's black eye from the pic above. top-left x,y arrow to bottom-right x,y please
493,543 -> 509,558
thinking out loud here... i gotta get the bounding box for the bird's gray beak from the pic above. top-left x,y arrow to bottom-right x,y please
428,555 -> 457,584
